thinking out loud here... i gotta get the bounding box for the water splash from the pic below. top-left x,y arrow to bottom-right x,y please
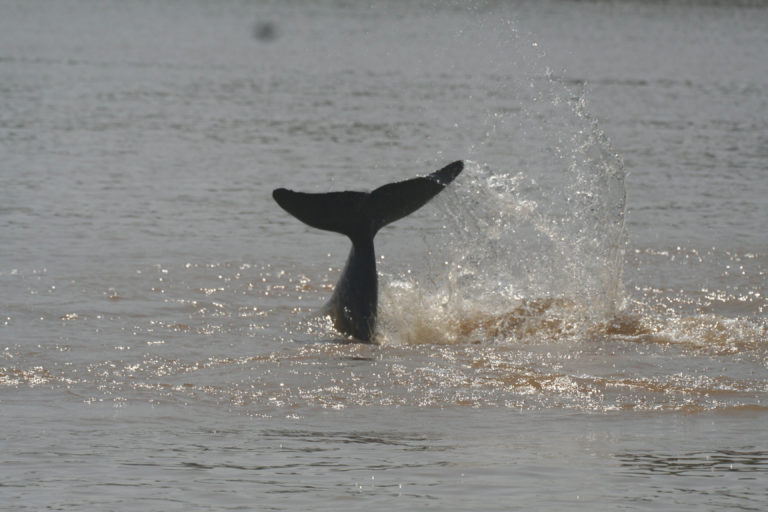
379,83 -> 627,345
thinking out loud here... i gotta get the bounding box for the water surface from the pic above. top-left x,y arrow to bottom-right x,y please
1,1 -> 767,510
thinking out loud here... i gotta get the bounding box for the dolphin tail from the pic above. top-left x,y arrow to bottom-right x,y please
368,160 -> 463,232
272,160 -> 463,239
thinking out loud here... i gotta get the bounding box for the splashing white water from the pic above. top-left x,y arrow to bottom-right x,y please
379,84 -> 627,346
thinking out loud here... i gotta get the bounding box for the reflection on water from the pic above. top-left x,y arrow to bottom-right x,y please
618,449 -> 768,476
616,448 -> 768,509
262,428 -> 451,452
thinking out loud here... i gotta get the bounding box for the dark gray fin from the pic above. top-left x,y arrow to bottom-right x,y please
272,160 -> 463,239
369,160 -> 463,232
272,189 -> 370,238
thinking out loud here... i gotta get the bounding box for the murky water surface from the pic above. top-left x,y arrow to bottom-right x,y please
1,1 -> 766,510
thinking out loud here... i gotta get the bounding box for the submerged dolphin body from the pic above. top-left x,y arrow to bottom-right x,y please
272,161 -> 463,342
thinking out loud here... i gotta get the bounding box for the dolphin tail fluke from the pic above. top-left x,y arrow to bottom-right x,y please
272,160 -> 463,239
369,160 -> 463,232
272,188 -> 369,237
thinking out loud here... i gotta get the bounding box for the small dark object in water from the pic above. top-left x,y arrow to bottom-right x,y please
253,21 -> 277,42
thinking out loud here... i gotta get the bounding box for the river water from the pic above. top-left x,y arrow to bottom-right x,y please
1,1 -> 767,510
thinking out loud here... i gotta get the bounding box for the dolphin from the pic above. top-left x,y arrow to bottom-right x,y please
272,161 -> 463,342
